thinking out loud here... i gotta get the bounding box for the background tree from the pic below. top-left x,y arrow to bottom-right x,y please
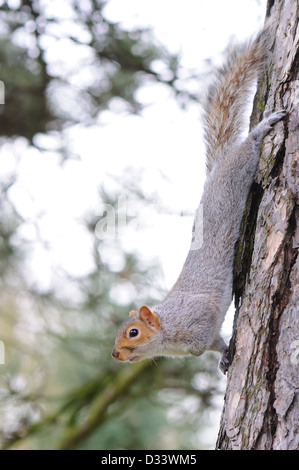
0,0 -> 196,142
216,0 -> 299,450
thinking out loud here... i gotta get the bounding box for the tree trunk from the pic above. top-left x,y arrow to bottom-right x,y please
216,0 -> 299,450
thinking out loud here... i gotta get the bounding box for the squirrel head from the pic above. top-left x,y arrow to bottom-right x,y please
112,305 -> 161,363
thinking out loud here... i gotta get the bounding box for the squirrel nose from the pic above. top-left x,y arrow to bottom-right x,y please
112,348 -> 120,360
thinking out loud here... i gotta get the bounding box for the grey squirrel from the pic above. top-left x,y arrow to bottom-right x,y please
112,29 -> 286,373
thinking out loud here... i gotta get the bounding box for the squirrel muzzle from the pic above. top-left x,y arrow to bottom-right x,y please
112,346 -> 140,362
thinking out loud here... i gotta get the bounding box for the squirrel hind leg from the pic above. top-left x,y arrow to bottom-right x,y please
251,109 -> 286,143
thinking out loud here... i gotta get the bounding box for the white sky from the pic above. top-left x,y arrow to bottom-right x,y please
3,0 -> 267,319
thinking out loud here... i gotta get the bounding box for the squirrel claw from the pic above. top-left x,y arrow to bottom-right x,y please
219,347 -> 230,374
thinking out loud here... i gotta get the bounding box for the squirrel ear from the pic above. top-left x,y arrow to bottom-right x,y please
138,305 -> 160,330
129,310 -> 136,317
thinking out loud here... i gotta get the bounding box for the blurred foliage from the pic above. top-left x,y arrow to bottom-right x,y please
0,0 -> 224,451
0,0 -> 199,141
0,178 -> 224,450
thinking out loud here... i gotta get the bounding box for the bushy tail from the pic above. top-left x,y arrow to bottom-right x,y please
202,29 -> 271,174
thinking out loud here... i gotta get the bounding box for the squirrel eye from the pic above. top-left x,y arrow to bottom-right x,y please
129,328 -> 139,338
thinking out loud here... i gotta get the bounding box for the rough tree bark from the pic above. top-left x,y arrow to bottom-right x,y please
216,0 -> 299,450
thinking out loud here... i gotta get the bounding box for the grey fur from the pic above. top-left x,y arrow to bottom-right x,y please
113,32 -> 286,374
152,109 -> 285,372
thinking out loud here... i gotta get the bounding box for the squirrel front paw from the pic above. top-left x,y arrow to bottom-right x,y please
219,347 -> 229,374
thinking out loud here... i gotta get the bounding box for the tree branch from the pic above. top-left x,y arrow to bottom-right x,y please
56,361 -> 151,450
2,361 -> 151,450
